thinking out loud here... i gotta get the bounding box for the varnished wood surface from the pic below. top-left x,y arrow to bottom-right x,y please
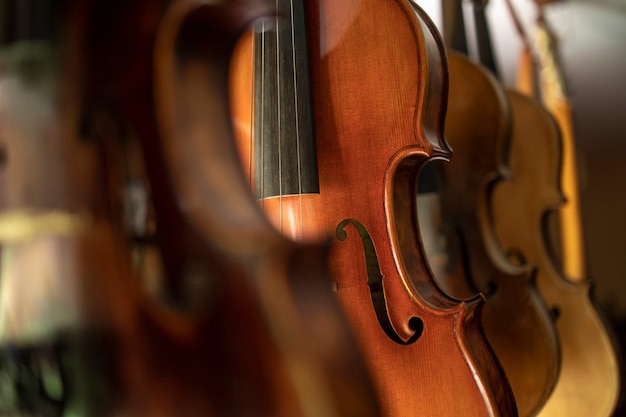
533,0 -> 587,283
434,52 -> 560,417
432,52 -> 560,416
152,1 -> 382,416
491,91 -> 620,417
231,1 -> 517,416
0,0 -> 382,415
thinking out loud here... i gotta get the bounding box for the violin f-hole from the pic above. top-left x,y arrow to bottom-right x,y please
336,219 -> 423,345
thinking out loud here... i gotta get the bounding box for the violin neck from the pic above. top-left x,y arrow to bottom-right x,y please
441,0 -> 468,54
440,0 -> 498,77
469,1 -> 499,78
252,0 -> 319,199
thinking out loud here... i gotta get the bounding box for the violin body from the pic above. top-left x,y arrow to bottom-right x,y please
433,52 -> 560,417
491,91 -> 620,417
231,1 -> 517,415
0,1 -> 380,415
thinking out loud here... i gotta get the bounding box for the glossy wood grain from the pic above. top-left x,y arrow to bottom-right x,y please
231,1 -> 517,415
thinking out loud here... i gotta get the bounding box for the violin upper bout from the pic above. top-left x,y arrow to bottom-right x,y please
405,0 -> 453,158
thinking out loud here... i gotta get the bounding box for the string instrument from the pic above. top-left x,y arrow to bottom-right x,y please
492,1 -> 620,415
230,0 -> 517,415
0,0 -> 381,415
531,2 -> 585,282
418,1 -> 560,415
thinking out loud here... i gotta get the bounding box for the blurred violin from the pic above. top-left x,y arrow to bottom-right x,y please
0,0 -> 380,415
230,0 -> 517,415
492,1 -> 620,415
524,0 -> 585,282
417,1 -> 561,415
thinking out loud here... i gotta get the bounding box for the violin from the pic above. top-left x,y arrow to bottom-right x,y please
230,0 -> 517,415
0,0 -> 380,415
525,1 -> 586,282
428,53 -> 561,416
491,89 -> 620,417
492,2 -> 620,415
418,1 -> 561,415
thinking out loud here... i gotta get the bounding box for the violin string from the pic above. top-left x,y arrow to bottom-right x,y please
276,0 -> 283,233
249,23 -> 255,194
260,19 -> 266,213
289,0 -> 304,239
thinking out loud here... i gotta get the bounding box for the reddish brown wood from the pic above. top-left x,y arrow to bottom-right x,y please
0,1 -> 381,415
434,52 -> 560,417
231,2 -> 518,416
